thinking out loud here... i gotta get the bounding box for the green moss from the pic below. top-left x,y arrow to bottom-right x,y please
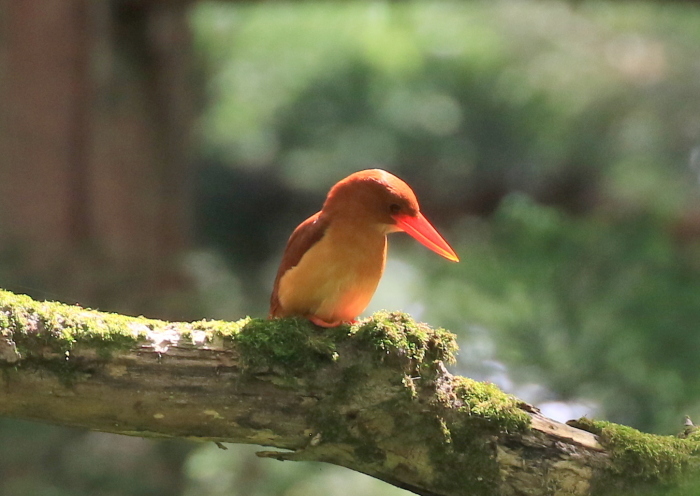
1,290 -> 457,380
0,289 -> 166,385
1,290 -> 468,440
190,318 -> 247,339
0,289 -> 150,360
436,416 -> 452,444
421,377 -> 530,494
0,305 -> 10,330
237,312 -> 457,376
447,376 -> 530,433
573,418 -> 700,487
417,376 -> 530,493
686,429 -> 700,443
428,414 -> 498,495
293,314 -> 461,475
235,317 -> 340,373
351,311 -> 457,366
402,374 -> 418,400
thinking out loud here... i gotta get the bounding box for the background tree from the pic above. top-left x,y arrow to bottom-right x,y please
0,0 -> 195,319
0,2 -> 198,494
2,1 -> 700,495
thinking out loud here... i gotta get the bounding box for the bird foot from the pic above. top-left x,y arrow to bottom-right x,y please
308,316 -> 355,328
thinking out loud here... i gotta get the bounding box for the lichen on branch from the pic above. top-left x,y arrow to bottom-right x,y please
3,288 -> 700,496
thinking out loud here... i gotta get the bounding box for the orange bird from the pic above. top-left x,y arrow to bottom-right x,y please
269,169 -> 459,327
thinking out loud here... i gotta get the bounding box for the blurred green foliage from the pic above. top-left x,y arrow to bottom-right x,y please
184,444 -> 408,496
187,1 -> 700,491
192,0 -> 700,435
427,196 -> 700,430
0,420 -> 191,496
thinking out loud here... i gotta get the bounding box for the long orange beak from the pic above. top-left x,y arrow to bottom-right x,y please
392,212 -> 459,262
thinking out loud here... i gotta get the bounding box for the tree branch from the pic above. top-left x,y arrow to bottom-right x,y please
0,289 -> 698,495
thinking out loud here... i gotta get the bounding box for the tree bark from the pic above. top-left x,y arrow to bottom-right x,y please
1,288 -> 698,496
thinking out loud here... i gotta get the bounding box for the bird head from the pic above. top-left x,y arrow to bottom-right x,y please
323,169 -> 459,262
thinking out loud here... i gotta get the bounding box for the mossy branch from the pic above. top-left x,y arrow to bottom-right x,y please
1,289 -> 699,496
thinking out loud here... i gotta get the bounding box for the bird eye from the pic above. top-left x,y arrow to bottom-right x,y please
389,203 -> 402,214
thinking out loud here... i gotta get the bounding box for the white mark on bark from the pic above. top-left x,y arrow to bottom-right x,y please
146,328 -> 181,353
0,336 -> 21,363
191,330 -> 208,345
204,410 -> 223,420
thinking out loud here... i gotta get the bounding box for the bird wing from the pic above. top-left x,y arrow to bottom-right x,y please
269,211 -> 329,317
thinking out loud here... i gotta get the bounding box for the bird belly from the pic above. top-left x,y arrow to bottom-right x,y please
277,230 -> 386,323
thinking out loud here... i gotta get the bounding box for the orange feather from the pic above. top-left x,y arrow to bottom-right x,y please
269,169 -> 458,327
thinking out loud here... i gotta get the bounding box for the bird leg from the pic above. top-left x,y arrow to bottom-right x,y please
307,315 -> 355,328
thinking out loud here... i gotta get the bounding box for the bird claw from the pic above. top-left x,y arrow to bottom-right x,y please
308,316 -> 354,328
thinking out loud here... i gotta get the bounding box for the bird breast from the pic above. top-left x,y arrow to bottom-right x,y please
276,223 -> 387,323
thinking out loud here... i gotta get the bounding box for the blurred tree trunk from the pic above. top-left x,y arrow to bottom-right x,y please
0,0 -> 197,320
0,3 -> 199,496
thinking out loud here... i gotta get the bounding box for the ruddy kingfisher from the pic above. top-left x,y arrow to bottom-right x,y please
269,169 -> 458,327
